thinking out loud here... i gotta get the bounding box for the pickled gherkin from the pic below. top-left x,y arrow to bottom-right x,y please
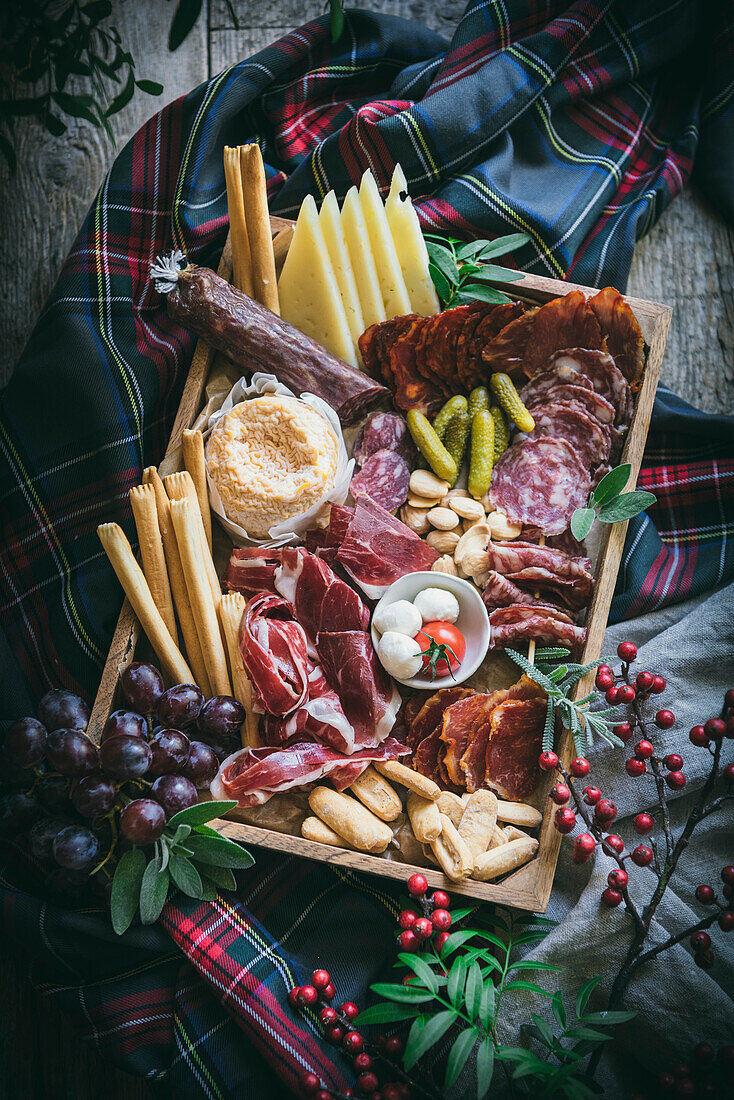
443,410 -> 471,486
431,395 -> 467,441
467,386 -> 490,418
406,410 -> 458,484
490,405 -> 509,462
468,410 -> 495,500
489,372 -> 535,433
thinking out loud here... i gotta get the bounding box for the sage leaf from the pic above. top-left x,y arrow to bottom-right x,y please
425,241 -> 460,286
169,854 -> 203,899
403,1009 -> 456,1069
466,264 -> 525,283
166,800 -> 236,829
445,1028 -> 477,1090
597,491 -> 656,523
570,507 -> 595,541
429,262 -> 454,305
198,879 -> 219,902
110,848 -> 146,935
461,284 -> 513,305
198,864 -> 237,891
184,833 -> 255,869
477,232 -> 531,258
592,463 -> 631,506
139,856 -> 170,924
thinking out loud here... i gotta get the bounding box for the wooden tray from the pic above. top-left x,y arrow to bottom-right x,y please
89,218 -> 671,911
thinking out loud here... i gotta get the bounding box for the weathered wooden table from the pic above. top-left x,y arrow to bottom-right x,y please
0,3 -> 731,1098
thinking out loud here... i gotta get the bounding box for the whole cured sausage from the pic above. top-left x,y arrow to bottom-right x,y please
152,255 -> 387,425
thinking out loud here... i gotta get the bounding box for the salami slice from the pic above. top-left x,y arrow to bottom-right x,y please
520,364 -> 594,409
481,307 -> 538,375
524,401 -> 611,467
462,302 -> 525,389
456,304 -> 495,389
427,304 -> 483,395
350,450 -> 410,513
353,411 -> 415,467
527,383 -> 616,426
589,287 -> 645,385
546,348 -> 633,426
489,437 -> 591,536
389,319 -> 443,414
522,291 -> 603,376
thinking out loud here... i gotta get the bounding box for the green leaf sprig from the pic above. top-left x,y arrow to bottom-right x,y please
571,464 -> 656,542
110,800 -> 253,935
423,232 -> 531,309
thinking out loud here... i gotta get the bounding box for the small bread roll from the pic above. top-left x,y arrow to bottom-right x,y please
458,790 -> 498,861
489,824 -> 508,850
429,814 -> 473,881
503,825 -> 530,843
496,801 -> 543,828
349,766 -> 402,822
301,816 -> 355,849
406,792 -> 442,843
308,787 -> 393,853
436,791 -> 465,827
374,760 -> 440,801
471,836 -> 539,881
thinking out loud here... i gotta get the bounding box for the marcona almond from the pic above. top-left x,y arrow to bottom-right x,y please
489,511 -> 523,539
441,488 -> 470,507
401,504 -> 431,535
408,495 -> 442,509
431,554 -> 458,575
410,469 -> 450,499
426,507 -> 460,530
426,529 -> 461,553
449,497 -> 485,522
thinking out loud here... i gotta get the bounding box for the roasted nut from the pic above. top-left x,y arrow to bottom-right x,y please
449,497 -> 485,523
408,495 -> 442,509
401,504 -> 431,535
488,511 -> 523,540
454,522 -> 491,577
473,570 -> 490,589
480,491 -> 496,514
441,489 -> 470,507
410,470 -> 450,499
426,529 -> 461,553
426,507 -> 460,531
432,554 -> 458,576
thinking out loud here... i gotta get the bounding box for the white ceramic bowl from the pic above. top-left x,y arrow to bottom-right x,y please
371,571 -> 490,690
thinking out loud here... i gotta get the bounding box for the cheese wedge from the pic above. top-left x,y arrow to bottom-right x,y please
359,170 -> 412,319
341,185 -> 386,329
318,190 -> 365,364
386,164 -> 440,316
278,194 -> 357,366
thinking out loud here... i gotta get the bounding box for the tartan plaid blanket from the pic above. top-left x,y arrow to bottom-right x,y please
1,2 -> 733,1097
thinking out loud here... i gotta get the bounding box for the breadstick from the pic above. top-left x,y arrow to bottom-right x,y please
436,791 -> 465,827
97,523 -> 193,684
240,143 -> 279,314
489,824 -> 508,850
272,223 -> 295,275
169,498 -> 231,696
142,467 -> 211,697
458,790 -> 498,861
224,145 -> 254,296
218,593 -> 260,747
406,792 -> 442,843
472,836 -> 539,881
429,814 -> 473,881
129,483 -> 178,644
164,471 -> 220,607
301,815 -> 355,849
504,825 -> 530,843
374,760 -> 440,801
182,429 -> 212,550
496,801 -> 543,828
308,788 -> 393,853
349,766 -> 402,822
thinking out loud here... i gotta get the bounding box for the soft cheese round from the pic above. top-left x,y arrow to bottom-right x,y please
206,395 -> 339,537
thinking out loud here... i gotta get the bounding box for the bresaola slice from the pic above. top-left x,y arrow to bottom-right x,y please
489,437 -> 591,536
336,494 -> 439,598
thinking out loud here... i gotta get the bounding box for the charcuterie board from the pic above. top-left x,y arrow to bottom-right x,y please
89,211 -> 671,912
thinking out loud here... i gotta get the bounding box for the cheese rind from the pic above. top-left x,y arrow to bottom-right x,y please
341,185 -> 386,329
386,164 -> 440,317
319,190 -> 365,363
278,194 -> 356,366
359,170 -> 412,319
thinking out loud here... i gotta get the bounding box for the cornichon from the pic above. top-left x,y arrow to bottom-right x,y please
467,386 -> 490,418
468,409 -> 495,500
489,372 -> 535,433
490,405 -> 510,462
431,394 -> 467,441
406,410 -> 458,484
443,410 -> 471,485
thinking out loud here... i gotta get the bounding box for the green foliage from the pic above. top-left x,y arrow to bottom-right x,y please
571,464 -> 656,541
423,232 -> 531,309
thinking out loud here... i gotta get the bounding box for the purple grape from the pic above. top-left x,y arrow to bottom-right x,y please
148,729 -> 190,777
197,696 -> 246,740
29,816 -> 73,863
38,689 -> 89,733
151,774 -> 198,818
0,790 -> 40,834
72,773 -> 117,818
46,729 -> 98,777
101,709 -> 147,743
36,773 -> 72,813
0,750 -> 35,788
157,684 -> 204,729
182,741 -> 219,789
4,717 -> 47,768
119,799 -> 166,844
52,825 -> 100,871
120,662 -> 164,714
98,734 -> 152,780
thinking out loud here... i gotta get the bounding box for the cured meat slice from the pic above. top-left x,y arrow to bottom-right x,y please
426,304 -> 481,395
481,307 -> 538,375
486,540 -> 592,579
527,383 -> 616,426
324,504 -> 354,547
522,291 -> 603,376
316,630 -> 402,746
459,302 -> 526,390
274,547 -> 369,650
502,567 -> 591,611
353,411 -> 415,467
489,611 -> 587,655
545,348 -> 633,426
406,686 -> 473,754
489,603 -> 574,626
460,675 -> 544,793
523,527 -> 588,559
440,693 -> 496,786
240,592 -> 310,716
350,450 -> 410,513
456,304 -> 495,389
520,364 -> 594,409
261,662 -> 356,754
489,437 -> 591,536
389,318 -> 443,414
414,313 -> 450,392
337,494 -> 439,599
483,570 -> 571,615
589,287 -> 645,386
523,402 -> 611,467
377,314 -> 420,386
211,736 -> 409,806
225,548 -> 281,596
413,726 -> 444,781
485,697 -> 546,800
358,322 -> 383,380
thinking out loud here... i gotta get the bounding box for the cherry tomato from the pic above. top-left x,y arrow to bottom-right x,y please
416,621 -> 466,678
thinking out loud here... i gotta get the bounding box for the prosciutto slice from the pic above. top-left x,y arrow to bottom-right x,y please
225,548 -> 281,596
211,737 -> 409,806
274,547 -> 369,652
240,593 -> 310,716
261,662 -> 357,754
316,630 -> 402,747
482,571 -> 571,618
336,494 -> 439,598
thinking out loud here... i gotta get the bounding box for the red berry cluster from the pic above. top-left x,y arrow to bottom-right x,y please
396,874 -> 452,954
631,1040 -> 734,1099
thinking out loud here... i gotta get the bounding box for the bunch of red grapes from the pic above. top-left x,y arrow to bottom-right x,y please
1,663 -> 243,898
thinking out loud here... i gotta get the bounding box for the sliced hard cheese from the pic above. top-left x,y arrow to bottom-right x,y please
319,190 -> 365,364
341,186 -> 386,329
278,194 -> 357,366
386,164 -> 440,316
359,170 -> 412,319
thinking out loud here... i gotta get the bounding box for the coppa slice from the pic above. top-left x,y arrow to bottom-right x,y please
489,437 -> 591,536
481,307 -> 538,375
336,493 -> 439,598
522,290 -> 603,376
544,348 -> 633,426
415,313 -> 453,395
484,696 -> 547,800
523,401 -> 611,467
460,675 -> 544,793
406,686 -> 474,754
440,693 -> 497,787
589,287 -> 645,386
456,304 -> 496,389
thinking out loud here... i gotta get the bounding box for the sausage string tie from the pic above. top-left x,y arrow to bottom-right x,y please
150,249 -> 185,295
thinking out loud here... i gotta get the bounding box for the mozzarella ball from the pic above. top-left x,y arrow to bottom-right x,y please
373,599 -> 422,638
413,587 -> 460,625
377,631 -> 423,680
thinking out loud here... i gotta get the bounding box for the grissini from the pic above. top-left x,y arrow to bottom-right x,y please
406,792 -> 442,843
349,766 -> 402,822
308,787 -> 393,853
182,428 -> 212,550
142,466 -> 211,696
218,593 -> 260,747
169,498 -> 231,696
472,836 -> 539,881
129,483 -> 178,644
97,522 -> 193,685
164,470 -> 220,608
458,790 -> 498,862
240,143 -> 279,314
224,145 -> 254,296
301,815 -> 356,849
373,760 -> 440,802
